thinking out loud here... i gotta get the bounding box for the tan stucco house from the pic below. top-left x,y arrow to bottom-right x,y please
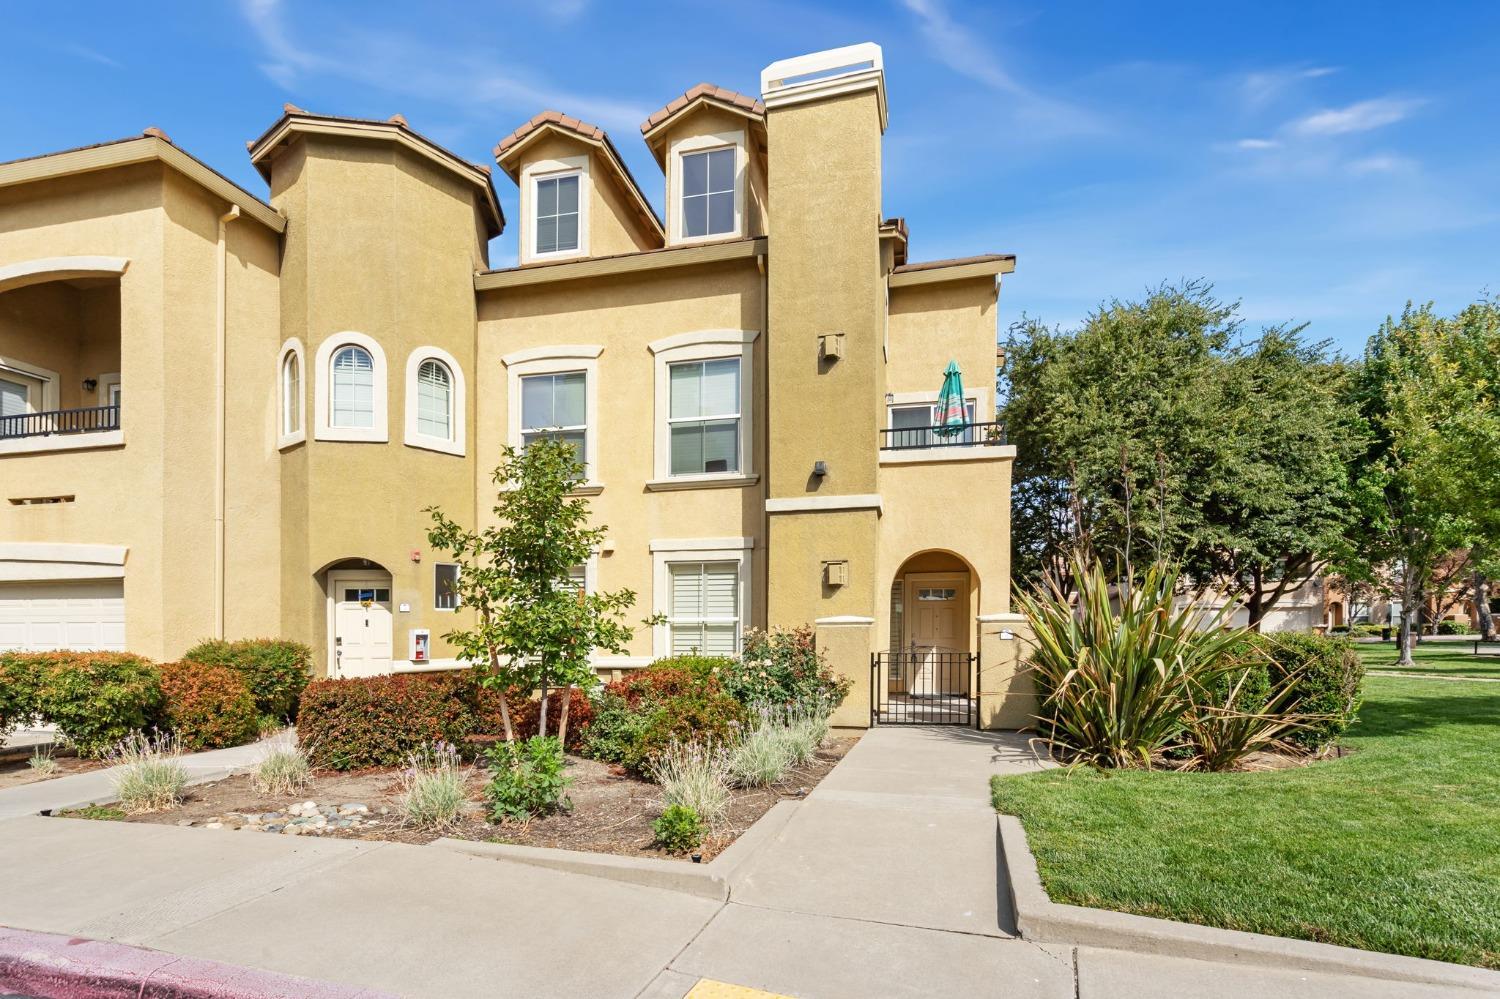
0,44 -> 1031,728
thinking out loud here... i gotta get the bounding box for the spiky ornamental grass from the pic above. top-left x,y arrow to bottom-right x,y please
1017,558 -> 1248,769
649,740 -> 732,827
108,731 -> 187,813
251,741 -> 312,796
399,741 -> 471,830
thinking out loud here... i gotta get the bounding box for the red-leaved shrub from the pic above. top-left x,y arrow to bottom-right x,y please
297,672 -> 477,769
158,660 -> 258,750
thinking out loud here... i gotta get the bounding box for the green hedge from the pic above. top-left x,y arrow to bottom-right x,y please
0,652 -> 164,757
1255,633 -> 1365,751
1436,620 -> 1473,636
158,660 -> 259,750
182,638 -> 312,722
581,664 -> 748,774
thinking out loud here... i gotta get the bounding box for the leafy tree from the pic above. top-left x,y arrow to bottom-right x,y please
426,440 -> 644,744
1336,299 -> 1500,664
1003,281 -> 1361,626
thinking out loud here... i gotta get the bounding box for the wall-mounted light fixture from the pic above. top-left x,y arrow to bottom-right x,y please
82,378 -> 98,393
812,460 -> 828,477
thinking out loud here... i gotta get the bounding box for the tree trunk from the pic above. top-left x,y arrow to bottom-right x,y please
557,686 -> 572,749
1476,570 -> 1496,641
537,670 -> 550,740
1245,565 -> 1265,632
1398,561 -> 1418,666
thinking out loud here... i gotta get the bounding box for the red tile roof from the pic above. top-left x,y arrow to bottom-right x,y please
494,110 -> 609,157
640,83 -> 765,135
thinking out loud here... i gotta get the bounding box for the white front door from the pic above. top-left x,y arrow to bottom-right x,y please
904,573 -> 968,695
330,575 -> 393,677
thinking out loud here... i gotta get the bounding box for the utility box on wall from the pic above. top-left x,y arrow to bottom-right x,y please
409,628 -> 431,663
823,560 -> 849,587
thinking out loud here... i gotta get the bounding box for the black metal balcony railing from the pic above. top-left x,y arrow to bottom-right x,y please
879,419 -> 1006,451
0,405 -> 120,441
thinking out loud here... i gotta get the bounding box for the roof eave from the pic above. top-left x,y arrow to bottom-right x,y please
493,122 -> 664,243
640,96 -> 767,166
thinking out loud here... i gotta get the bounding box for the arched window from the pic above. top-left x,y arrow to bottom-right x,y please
281,351 -> 301,435
403,346 -> 466,456
416,360 -> 452,439
330,345 -> 374,429
276,338 -> 306,448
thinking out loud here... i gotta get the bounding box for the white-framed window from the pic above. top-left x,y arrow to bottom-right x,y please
521,154 -> 589,263
669,358 -> 740,475
434,562 -> 460,610
648,330 -> 758,487
277,338 -> 305,448
502,345 -> 602,488
650,538 -> 753,657
0,357 -> 58,421
669,131 -> 745,245
403,346 -> 466,456
313,332 -> 388,443
887,399 -> 977,447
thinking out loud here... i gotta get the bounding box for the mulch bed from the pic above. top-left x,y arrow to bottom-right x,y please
84,737 -> 856,862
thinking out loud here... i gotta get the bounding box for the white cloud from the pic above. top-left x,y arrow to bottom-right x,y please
1235,138 -> 1281,150
237,0 -> 648,134
1239,65 -> 1336,109
1290,97 -> 1422,137
58,42 -> 123,69
898,0 -> 1105,136
1347,153 -> 1416,175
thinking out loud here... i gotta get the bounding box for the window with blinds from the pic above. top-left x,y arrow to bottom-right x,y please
535,173 -> 580,254
330,345 -> 375,428
416,360 -> 452,439
280,353 -> 300,435
521,371 -> 586,467
668,561 -> 740,655
668,358 -> 739,475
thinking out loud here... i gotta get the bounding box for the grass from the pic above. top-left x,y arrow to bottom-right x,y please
991,676 -> 1500,968
60,805 -> 125,821
1355,639 -> 1500,679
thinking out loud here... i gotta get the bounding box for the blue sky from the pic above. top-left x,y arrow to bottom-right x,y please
5,0 -> 1498,355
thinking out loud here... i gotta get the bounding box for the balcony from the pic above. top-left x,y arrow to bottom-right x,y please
879,420 -> 1006,451
1,405 -> 121,440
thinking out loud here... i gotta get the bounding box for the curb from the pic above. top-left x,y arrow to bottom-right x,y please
431,799 -> 801,902
997,814 -> 1500,993
0,925 -> 395,998
35,766 -> 254,819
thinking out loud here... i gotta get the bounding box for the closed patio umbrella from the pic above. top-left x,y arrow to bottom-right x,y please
933,360 -> 966,438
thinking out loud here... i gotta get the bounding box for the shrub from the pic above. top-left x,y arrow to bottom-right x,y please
485,735 -> 570,821
583,666 -> 748,774
728,719 -> 794,788
29,653 -> 164,758
28,744 -> 58,776
399,742 -> 471,830
1183,667 -> 1309,771
720,627 -> 852,711
182,639 -> 312,722
297,672 -> 476,769
252,742 -> 312,795
649,740 -> 732,826
774,707 -> 827,767
0,653 -> 41,737
1019,558 -> 1248,768
1349,623 -> 1386,638
1256,633 -> 1365,751
108,732 -> 186,813
1437,620 -> 1473,636
157,660 -> 258,750
653,804 -> 704,854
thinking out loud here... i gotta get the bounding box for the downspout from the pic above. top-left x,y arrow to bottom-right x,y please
215,204 -> 241,640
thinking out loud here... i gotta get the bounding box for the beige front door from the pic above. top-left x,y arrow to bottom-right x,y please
330,574 -> 393,677
904,572 -> 968,694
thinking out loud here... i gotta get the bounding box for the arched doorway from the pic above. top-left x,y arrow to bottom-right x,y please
321,557 -> 394,677
877,550 -> 977,724
1328,601 -> 1345,629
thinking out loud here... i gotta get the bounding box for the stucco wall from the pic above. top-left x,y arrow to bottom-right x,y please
887,278 -> 999,420
476,258 -> 768,661
511,133 -> 656,262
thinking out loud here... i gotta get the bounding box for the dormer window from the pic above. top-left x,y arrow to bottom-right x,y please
534,172 -> 580,255
682,148 -> 735,238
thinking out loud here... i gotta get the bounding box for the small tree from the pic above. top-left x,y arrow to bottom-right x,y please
427,440 -> 642,745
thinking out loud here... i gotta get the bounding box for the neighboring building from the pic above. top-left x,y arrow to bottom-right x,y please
1173,577 -> 1328,634
0,45 -> 1031,728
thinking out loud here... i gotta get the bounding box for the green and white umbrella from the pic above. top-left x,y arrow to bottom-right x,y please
934,360 -> 966,438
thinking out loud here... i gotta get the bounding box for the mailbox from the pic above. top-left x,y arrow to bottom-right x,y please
409,628 -> 431,663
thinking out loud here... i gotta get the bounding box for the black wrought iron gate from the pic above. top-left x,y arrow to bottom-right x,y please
871,651 -> 977,725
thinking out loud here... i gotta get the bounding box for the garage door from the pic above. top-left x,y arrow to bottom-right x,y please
0,580 -> 125,651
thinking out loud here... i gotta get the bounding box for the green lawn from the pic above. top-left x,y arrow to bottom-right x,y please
991,675 -> 1500,967
1355,639 -> 1500,679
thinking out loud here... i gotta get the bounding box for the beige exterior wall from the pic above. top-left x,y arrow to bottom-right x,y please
0,163 -> 282,660
476,258 -> 769,664
657,105 -> 770,242
510,133 -> 656,262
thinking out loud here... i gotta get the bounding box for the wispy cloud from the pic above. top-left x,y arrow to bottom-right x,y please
1235,138 -> 1280,150
1347,153 -> 1416,176
1239,65 -> 1336,110
1290,97 -> 1423,137
898,0 -> 1105,136
58,42 -> 122,68
238,0 -> 648,134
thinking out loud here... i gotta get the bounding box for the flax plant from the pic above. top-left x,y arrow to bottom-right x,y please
1017,558 -> 1247,768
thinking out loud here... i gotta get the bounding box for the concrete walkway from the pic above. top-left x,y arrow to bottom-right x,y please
0,727 -> 1480,997
0,736 -> 280,821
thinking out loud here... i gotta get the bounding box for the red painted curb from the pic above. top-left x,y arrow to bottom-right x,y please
0,926 -> 397,999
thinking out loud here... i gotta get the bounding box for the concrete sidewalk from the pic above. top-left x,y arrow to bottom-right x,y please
0,727 -> 1486,998
0,736 -> 278,821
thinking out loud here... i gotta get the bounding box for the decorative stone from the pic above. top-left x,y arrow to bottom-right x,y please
282,825 -> 305,836
264,824 -> 284,834
204,822 -> 223,830
176,820 -> 195,827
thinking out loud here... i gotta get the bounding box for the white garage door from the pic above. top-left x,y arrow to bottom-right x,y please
0,580 -> 126,652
